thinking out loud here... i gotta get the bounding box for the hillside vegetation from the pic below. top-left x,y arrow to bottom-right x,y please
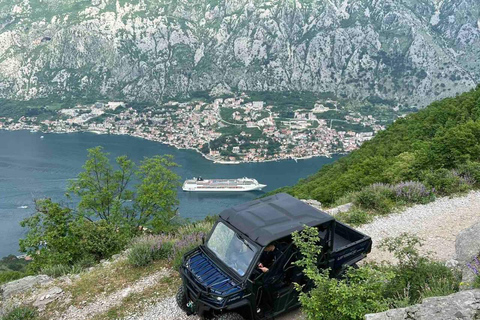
281,85 -> 480,206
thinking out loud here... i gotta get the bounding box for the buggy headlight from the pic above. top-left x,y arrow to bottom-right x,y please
216,296 -> 224,302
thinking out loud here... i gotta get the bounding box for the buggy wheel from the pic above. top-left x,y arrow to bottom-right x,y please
215,312 -> 244,320
176,285 -> 189,313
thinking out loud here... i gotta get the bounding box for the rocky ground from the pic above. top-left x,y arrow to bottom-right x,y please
2,191 -> 480,320
359,190 -> 480,264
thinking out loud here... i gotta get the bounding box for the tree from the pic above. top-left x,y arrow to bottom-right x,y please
67,146 -> 135,223
20,147 -> 181,270
19,199 -> 80,270
68,147 -> 181,230
134,155 -> 180,232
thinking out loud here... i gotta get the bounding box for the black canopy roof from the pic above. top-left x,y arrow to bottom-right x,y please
219,193 -> 335,246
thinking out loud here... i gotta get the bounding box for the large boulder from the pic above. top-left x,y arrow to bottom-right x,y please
0,275 -> 52,300
365,289 -> 480,320
455,222 -> 480,285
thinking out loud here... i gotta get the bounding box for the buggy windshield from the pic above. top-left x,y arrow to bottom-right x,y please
206,222 -> 258,276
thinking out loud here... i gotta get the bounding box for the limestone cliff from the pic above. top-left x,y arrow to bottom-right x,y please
0,0 -> 479,106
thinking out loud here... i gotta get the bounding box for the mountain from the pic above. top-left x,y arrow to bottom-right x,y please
0,0 -> 479,107
278,85 -> 480,205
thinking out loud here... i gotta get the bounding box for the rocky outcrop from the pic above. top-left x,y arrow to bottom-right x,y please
0,0 -> 478,106
0,275 -> 52,300
455,222 -> 480,285
327,203 -> 353,216
365,289 -> 480,320
32,286 -> 64,311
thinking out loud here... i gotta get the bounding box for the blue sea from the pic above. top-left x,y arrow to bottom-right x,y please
0,130 -> 340,257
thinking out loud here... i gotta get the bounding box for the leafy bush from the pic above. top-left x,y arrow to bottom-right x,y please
353,183 -> 395,214
336,208 -> 372,226
392,181 -> 435,204
292,226 -> 390,320
41,264 -> 73,278
457,161 -> 480,187
380,233 -> 460,304
127,235 -> 174,267
421,169 -> 473,196
1,306 -> 37,320
71,219 -> 130,262
292,227 -> 461,319
127,231 -> 205,268
128,242 -> 154,267
171,232 -> 205,269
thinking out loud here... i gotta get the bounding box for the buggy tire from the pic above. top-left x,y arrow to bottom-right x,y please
215,312 -> 244,320
176,285 -> 189,313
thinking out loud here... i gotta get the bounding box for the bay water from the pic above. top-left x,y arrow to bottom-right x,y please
0,130 -> 340,257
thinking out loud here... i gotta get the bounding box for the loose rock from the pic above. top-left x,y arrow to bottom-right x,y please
33,286 -> 63,311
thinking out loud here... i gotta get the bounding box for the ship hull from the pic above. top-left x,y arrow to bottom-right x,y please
182,184 -> 266,192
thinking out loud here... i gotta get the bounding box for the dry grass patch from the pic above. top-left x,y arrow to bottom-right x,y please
66,259 -> 171,306
91,275 -> 181,320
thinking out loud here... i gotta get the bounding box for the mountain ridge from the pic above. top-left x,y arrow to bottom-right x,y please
0,0 -> 479,107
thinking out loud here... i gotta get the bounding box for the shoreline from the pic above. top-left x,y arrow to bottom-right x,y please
1,128 -> 338,164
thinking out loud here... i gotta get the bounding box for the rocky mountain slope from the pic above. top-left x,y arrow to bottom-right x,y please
0,0 -> 479,107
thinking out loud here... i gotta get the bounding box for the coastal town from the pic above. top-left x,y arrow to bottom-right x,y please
0,96 -> 389,163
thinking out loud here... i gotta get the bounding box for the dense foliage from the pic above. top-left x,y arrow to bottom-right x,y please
19,147 -> 181,272
281,86 -> 480,205
292,227 -> 460,320
292,227 -> 390,320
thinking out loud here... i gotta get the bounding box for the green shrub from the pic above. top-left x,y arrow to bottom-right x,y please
0,271 -> 25,285
292,226 -> 390,320
74,255 -> 96,270
473,276 -> 480,289
41,264 -> 72,278
419,276 -> 462,300
380,234 -> 460,304
71,219 -> 130,262
353,184 -> 395,214
336,208 -> 372,226
421,169 -> 473,196
292,228 -> 461,319
1,306 -> 37,320
457,161 -> 480,187
172,243 -> 198,270
128,242 -> 154,267
127,235 -> 175,267
151,241 -> 173,261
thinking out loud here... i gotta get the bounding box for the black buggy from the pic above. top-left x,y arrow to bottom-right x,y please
177,193 -> 372,319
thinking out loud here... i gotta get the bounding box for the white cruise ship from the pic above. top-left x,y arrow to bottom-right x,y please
182,177 -> 266,192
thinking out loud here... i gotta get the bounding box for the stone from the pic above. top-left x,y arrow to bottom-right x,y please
301,199 -> 322,211
327,203 -> 353,216
445,259 -> 459,268
0,275 -> 52,300
33,286 -> 63,311
365,289 -> 480,320
455,222 -> 480,286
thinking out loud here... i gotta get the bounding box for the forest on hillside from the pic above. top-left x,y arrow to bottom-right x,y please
279,85 -> 480,206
